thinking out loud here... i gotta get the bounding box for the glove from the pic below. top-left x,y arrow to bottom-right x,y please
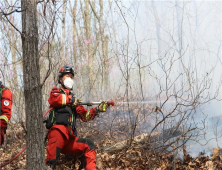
95,101 -> 109,113
72,98 -> 82,107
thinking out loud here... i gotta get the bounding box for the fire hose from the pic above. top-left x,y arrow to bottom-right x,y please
0,101 -> 114,168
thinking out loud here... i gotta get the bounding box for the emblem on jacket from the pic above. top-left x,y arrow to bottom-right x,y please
3,100 -> 9,106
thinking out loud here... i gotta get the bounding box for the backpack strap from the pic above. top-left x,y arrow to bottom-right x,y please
59,88 -> 65,94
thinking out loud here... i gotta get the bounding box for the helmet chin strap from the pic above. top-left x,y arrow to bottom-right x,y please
59,78 -> 66,89
61,83 -> 66,89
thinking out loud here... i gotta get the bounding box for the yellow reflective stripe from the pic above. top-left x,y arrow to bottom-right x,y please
0,115 -> 9,123
62,94 -> 66,106
103,103 -> 108,112
86,111 -> 90,121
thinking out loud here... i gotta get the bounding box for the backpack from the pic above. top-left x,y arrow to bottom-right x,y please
44,106 -> 74,127
44,106 -> 77,135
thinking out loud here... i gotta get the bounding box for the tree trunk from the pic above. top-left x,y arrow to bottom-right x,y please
99,0 -> 109,97
21,0 -> 44,169
61,0 -> 67,65
152,1 -> 162,59
83,0 -> 94,99
70,0 -> 78,69
175,1 -> 184,94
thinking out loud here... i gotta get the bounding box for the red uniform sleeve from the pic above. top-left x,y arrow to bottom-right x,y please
48,86 -> 73,108
76,105 -> 98,122
0,88 -> 12,127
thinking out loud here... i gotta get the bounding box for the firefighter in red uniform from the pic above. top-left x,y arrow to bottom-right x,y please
0,81 -> 13,145
45,66 -> 109,170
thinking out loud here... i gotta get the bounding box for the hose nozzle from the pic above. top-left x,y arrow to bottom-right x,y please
107,100 -> 115,106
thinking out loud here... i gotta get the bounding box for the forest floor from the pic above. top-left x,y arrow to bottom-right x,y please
1,123 -> 222,170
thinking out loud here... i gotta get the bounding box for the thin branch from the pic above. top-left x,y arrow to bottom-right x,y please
3,15 -> 22,34
1,8 -> 26,16
37,0 -> 44,4
88,0 -> 99,21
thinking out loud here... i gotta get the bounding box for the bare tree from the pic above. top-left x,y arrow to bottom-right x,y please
21,0 -> 44,169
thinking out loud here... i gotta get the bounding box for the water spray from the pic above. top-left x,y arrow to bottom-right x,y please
79,100 -> 178,106
79,100 -> 115,106
115,101 -> 160,105
95,100 -> 176,105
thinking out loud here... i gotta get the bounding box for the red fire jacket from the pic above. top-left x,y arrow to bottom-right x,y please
0,86 -> 13,128
48,86 -> 98,139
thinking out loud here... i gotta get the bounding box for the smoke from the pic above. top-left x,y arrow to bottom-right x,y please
82,98 -> 222,158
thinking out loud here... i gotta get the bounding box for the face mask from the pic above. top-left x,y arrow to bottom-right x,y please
63,77 -> 74,89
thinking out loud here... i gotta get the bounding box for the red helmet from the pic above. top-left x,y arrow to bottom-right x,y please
58,66 -> 74,84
